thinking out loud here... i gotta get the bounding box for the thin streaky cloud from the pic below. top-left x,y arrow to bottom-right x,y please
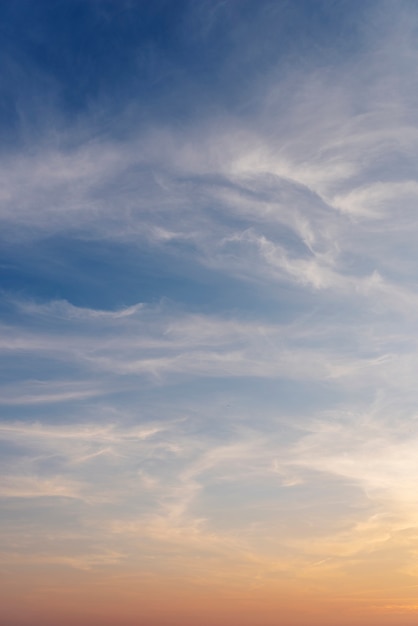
2,1 -> 418,623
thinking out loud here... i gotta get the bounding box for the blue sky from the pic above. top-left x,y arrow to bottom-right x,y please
3,1 -> 418,624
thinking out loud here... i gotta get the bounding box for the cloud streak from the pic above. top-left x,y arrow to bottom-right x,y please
3,2 -> 418,623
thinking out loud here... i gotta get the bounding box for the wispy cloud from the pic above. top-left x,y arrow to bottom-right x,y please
3,2 -> 418,619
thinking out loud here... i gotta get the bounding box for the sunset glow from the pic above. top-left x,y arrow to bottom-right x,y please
2,1 -> 418,624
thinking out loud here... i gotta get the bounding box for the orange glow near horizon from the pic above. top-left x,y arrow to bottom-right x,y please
3,561 -> 418,626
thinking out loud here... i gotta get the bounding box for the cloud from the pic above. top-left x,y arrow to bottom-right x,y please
0,298 -> 397,387
4,1 -> 418,610
291,413 -> 418,513
0,475 -> 84,500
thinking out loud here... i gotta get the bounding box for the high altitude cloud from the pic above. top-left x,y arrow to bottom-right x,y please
2,2 -> 418,625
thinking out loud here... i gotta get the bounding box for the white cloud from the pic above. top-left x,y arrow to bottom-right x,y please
3,0 -> 418,593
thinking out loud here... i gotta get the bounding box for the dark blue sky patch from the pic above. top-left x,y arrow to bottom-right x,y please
0,0 -> 370,145
0,234 -> 306,317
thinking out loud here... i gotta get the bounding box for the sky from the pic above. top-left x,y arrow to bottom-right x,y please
2,1 -> 418,624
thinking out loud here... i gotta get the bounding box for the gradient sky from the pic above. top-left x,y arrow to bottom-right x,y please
2,1 -> 418,624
